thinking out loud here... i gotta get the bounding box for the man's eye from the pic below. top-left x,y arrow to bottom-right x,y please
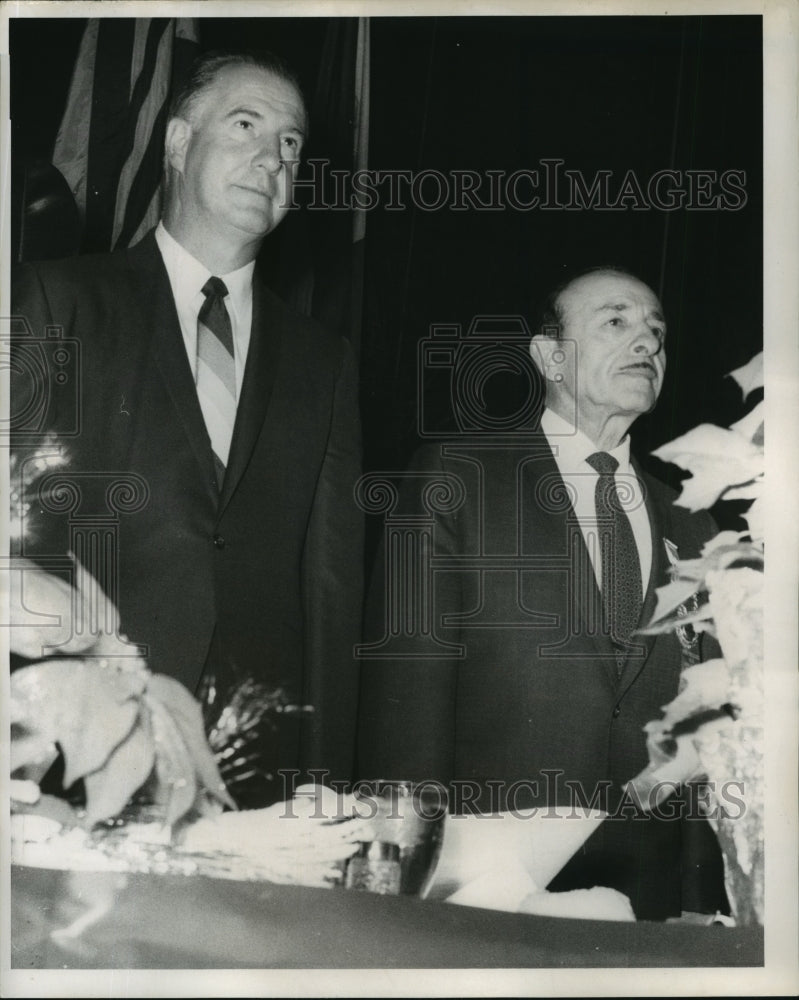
608,317 -> 624,327
236,119 -> 253,130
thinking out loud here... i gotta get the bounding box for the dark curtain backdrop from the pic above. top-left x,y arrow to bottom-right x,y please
10,14 -> 763,564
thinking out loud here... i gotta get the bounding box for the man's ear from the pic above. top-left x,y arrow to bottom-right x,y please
165,117 -> 192,174
530,335 -> 566,383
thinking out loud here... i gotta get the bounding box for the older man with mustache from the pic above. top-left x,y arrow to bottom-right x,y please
358,266 -> 728,920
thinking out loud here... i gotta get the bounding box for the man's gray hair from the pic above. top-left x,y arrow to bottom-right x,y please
169,49 -> 306,124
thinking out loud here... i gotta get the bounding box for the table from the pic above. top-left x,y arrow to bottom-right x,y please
11,865 -> 763,970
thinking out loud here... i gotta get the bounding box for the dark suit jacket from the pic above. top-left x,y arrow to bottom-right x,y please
12,231 -> 364,804
357,437 -> 727,919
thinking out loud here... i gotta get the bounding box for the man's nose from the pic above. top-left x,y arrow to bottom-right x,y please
254,137 -> 282,173
632,324 -> 663,356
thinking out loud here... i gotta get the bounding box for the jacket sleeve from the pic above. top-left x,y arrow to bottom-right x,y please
10,263 -> 67,441
356,442 -> 461,788
299,339 -> 365,787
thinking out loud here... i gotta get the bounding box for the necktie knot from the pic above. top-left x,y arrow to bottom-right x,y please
587,451 -> 619,475
202,276 -> 229,301
198,277 -> 234,357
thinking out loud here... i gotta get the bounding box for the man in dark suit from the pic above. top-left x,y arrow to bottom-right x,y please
357,267 -> 727,919
11,52 -> 363,806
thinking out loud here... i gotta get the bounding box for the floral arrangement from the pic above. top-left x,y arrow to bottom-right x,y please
9,559 -> 236,831
628,352 -> 764,925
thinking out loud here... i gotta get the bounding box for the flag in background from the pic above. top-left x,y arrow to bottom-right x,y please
52,18 -> 199,254
287,16 -> 369,354
350,17 -> 370,355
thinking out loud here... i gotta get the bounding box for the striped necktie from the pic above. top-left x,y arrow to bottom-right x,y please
586,451 -> 643,673
196,276 -> 236,491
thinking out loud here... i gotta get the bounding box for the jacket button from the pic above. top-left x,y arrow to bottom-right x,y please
612,706 -> 621,718
213,534 -> 226,549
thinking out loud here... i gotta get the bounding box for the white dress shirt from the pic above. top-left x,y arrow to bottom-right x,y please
539,407 -> 653,593
154,221 -> 255,398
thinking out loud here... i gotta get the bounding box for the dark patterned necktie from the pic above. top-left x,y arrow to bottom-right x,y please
196,277 -> 236,491
586,451 -> 643,672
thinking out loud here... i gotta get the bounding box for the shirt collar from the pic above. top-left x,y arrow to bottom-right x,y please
540,407 -> 632,472
155,221 -> 255,315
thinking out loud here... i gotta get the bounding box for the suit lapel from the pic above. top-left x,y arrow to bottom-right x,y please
218,277 -> 283,513
616,462 -> 669,693
640,471 -> 670,634
522,438 -> 617,674
526,441 -> 676,693
126,234 -> 218,503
